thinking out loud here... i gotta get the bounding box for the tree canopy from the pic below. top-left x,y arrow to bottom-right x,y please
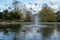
39,4 -> 56,22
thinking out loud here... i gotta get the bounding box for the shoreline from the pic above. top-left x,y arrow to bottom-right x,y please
0,22 -> 60,24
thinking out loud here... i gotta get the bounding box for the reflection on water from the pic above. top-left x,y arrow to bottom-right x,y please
41,27 -> 54,37
0,24 -> 60,40
0,24 -> 21,40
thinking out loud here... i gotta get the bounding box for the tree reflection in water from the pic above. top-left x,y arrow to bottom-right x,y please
0,24 -> 22,40
40,27 -> 54,40
0,24 -> 60,40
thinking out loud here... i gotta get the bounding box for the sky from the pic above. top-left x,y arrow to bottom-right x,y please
0,0 -> 60,12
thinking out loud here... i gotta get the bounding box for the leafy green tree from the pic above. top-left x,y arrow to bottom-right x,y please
12,0 -> 22,20
56,11 -> 60,22
39,4 -> 56,22
9,11 -> 21,20
0,12 -> 3,19
8,11 -> 14,20
13,11 -> 21,19
3,10 -> 9,19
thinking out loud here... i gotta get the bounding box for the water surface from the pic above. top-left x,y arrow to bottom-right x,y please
0,24 -> 60,40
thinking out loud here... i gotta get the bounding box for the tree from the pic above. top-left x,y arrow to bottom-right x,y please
3,10 -> 9,19
13,11 -> 21,19
12,0 -> 23,20
0,12 -> 3,19
8,11 -> 14,20
12,0 -> 20,10
9,11 -> 21,20
56,11 -> 60,22
25,11 -> 32,22
39,4 -> 56,22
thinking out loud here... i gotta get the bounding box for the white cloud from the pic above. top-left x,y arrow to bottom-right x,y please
0,5 -> 6,12
34,0 -> 43,3
0,4 -> 11,12
0,5 -> 8,9
49,0 -> 60,3
25,3 -> 41,11
50,5 -> 59,12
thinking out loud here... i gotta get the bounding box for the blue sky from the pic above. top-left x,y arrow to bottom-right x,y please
0,0 -> 60,12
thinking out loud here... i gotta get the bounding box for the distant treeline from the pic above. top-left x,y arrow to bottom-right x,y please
0,10 -> 32,22
0,10 -> 21,20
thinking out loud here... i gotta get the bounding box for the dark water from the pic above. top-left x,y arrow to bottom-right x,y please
0,24 -> 60,40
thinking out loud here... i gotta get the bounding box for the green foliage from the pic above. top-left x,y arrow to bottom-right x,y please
56,11 -> 60,22
25,11 -> 32,22
3,10 -> 9,19
0,12 -> 3,19
8,11 -> 14,20
39,5 -> 56,22
9,11 -> 21,20
3,10 -> 8,14
12,11 -> 21,19
0,10 -> 21,21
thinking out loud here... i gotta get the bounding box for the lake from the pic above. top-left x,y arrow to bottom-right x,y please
0,23 -> 60,40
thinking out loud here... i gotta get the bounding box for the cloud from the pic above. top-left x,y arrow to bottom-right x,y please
25,3 -> 41,11
34,0 -> 43,3
50,5 -> 59,12
0,5 -> 8,9
0,4 -> 11,12
0,5 -> 4,8
49,0 -> 60,3
0,0 -> 59,12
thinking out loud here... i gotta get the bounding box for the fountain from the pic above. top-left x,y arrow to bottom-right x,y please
34,14 -> 39,25
53,22 -> 59,40
20,13 -> 49,40
33,13 -> 48,28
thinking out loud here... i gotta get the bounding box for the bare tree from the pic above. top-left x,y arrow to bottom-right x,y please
12,0 -> 20,10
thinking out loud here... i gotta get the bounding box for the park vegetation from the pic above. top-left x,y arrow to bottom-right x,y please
39,4 -> 56,22
0,0 -> 60,22
0,10 -> 33,22
0,10 -> 22,22
0,0 -> 33,22
55,11 -> 60,22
